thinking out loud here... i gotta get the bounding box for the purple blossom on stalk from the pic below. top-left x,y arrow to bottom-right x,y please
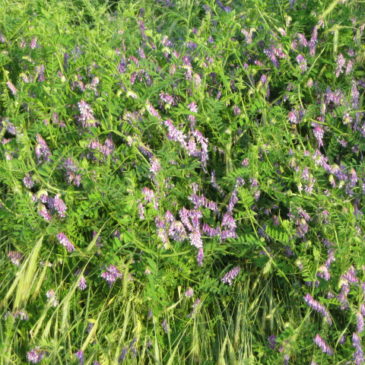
361,304 -> 365,317
297,33 -> 308,47
296,218 -> 308,237
314,334 -> 333,355
189,194 -> 218,211
164,119 -> 187,146
309,25 -> 319,56
335,54 -> 346,77
146,103 -> 161,119
338,282 -> 350,309
222,266 -> 241,285
346,60 -> 353,75
27,348 -> 44,363
325,88 -> 343,106
312,123 -> 324,147
101,265 -> 122,285
78,276 -> 87,291
241,29 -> 253,44
160,92 -> 175,106
6,81 -> 17,95
296,54 -> 307,72
23,175 -> 34,189
353,333 -> 364,365
352,81 -> 359,108
197,248 -> 204,266
288,110 -> 299,124
268,335 -> 277,349
35,134 -> 51,163
51,194 -> 67,218
35,65 -> 45,82
342,266 -> 358,283
77,100 -> 98,128
149,157 -> 161,174
74,350 -> 84,365
188,102 -> 198,113
357,312 -> 364,333
30,37 -> 38,49
162,319 -> 170,333
56,233 -> 75,252
202,223 -> 221,237
233,105 -> 241,115
8,251 -> 23,266
185,287 -> 194,297
304,294 -> 332,324
317,265 -> 330,281
38,206 -> 52,221
189,230 -> 203,249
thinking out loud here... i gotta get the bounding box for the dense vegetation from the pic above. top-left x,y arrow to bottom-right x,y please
0,0 -> 365,363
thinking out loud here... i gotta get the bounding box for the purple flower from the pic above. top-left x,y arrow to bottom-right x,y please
23,175 -> 35,189
222,266 -> 241,285
188,102 -> 198,113
160,92 -> 175,106
78,276 -> 87,291
77,100 -> 98,128
342,266 -> 358,283
314,334 -> 333,355
8,251 -> 23,266
6,81 -> 17,95
189,230 -> 203,249
162,319 -> 170,333
304,294 -> 332,324
353,333 -> 364,365
185,288 -> 194,297
27,348 -> 44,363
101,265 -> 122,285
149,157 -> 161,174
146,103 -> 161,119
296,54 -> 307,72
36,65 -> 45,82
74,350 -> 84,365
38,206 -> 52,221
51,194 -> 67,218
168,221 -> 187,242
197,247 -> 204,266
268,335 -> 277,349
30,37 -> 38,49
56,233 -> 75,252
312,123 -> 324,147
357,312 -> 364,333
335,54 -> 346,77
35,134 -> 51,163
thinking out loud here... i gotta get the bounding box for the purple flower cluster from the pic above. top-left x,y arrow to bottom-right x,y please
101,265 -> 122,285
64,158 -> 81,186
27,348 -> 45,363
353,333 -> 364,365
314,334 -> 333,355
56,233 -> 75,252
317,249 -> 335,281
221,266 -> 241,285
163,119 -> 209,167
296,54 -> 307,72
304,294 -> 332,325
23,175 -> 35,189
35,134 -> 51,163
8,250 -> 23,266
77,100 -> 99,128
88,137 -> 115,157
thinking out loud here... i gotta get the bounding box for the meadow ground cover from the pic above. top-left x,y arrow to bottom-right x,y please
0,0 -> 365,363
